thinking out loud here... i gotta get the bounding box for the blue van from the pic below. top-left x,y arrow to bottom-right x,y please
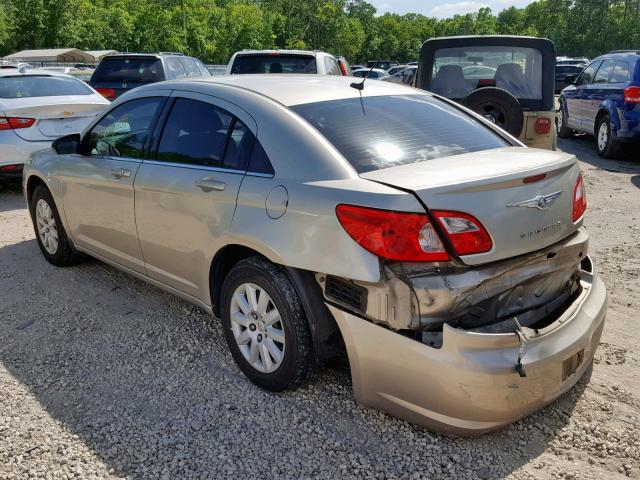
557,51 -> 640,158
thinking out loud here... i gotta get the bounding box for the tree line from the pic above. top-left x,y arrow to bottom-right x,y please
1,0 -> 639,64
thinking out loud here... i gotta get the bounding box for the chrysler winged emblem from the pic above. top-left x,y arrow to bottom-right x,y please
507,191 -> 562,210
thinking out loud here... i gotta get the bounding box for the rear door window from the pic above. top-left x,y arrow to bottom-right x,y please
324,57 -> 341,76
610,61 -> 630,83
594,59 -> 616,84
230,55 -> 317,74
165,57 -> 187,79
156,98 -> 233,167
291,95 -> 509,174
0,75 -> 93,98
92,57 -> 163,83
88,97 -> 164,158
179,58 -> 202,78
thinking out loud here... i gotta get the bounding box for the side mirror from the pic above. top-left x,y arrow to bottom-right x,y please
564,74 -> 577,85
52,133 -> 81,155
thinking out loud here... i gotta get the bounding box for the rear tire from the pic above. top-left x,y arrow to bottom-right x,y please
220,257 -> 315,392
30,186 -> 81,267
556,102 -> 573,138
596,114 -> 621,158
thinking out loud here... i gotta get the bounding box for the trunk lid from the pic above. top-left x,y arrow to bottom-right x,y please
360,147 -> 581,265
1,96 -> 108,141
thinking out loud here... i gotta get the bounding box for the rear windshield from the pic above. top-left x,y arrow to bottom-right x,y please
432,46 -> 543,100
230,54 -> 316,74
0,75 -> 93,98
291,95 -> 509,173
92,57 -> 163,83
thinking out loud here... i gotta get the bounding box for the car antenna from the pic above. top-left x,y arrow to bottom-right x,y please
350,61 -> 378,91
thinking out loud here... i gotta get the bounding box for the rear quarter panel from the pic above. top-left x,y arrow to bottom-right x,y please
230,175 -> 425,283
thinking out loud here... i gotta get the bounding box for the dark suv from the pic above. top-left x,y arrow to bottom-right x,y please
89,53 -> 210,100
557,50 -> 640,157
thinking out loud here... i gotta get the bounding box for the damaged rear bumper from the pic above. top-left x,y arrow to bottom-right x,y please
327,263 -> 606,435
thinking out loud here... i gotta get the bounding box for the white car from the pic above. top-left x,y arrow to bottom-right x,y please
226,50 -> 344,76
0,68 -> 109,178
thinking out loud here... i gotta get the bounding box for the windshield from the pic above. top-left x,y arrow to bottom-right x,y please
432,46 -> 543,100
230,55 -> 317,74
92,57 -> 163,83
291,95 -> 509,173
0,75 -> 93,98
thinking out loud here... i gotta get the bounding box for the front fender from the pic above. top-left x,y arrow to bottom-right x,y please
23,150 -> 73,241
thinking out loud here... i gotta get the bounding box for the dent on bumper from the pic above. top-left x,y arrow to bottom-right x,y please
328,270 -> 607,436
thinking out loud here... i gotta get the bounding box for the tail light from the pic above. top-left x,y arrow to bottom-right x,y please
335,205 -> 449,262
535,117 -> 552,134
335,205 -> 493,262
624,86 -> 640,103
0,117 -> 36,130
338,62 -> 348,76
572,174 -> 587,221
96,87 -> 116,100
432,210 -> 493,255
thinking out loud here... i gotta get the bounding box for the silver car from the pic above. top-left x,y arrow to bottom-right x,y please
1,68 -> 109,178
23,75 -> 606,435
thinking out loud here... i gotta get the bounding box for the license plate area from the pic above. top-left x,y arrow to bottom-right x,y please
562,349 -> 584,381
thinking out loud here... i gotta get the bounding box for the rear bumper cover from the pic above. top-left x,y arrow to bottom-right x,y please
328,265 -> 606,435
0,130 -> 51,168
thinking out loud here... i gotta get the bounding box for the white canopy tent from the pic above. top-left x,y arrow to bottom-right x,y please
85,50 -> 119,61
3,49 -> 96,66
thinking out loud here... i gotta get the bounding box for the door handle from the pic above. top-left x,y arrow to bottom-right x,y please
195,178 -> 226,192
111,168 -> 131,179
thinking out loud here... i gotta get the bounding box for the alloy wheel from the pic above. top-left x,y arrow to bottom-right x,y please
556,108 -> 563,133
35,199 -> 58,255
597,122 -> 609,151
230,283 -> 285,374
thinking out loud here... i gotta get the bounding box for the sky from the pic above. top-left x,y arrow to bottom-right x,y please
370,0 -> 534,18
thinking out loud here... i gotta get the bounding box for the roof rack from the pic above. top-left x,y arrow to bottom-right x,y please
609,50 -> 640,54
158,52 -> 185,56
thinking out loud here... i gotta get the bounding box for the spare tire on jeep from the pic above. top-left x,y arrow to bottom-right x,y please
461,87 -> 524,137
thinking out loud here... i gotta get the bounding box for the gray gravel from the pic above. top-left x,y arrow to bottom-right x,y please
1,137 -> 639,479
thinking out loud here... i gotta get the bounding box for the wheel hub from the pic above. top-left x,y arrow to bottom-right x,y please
35,199 -> 58,255
229,283 -> 286,373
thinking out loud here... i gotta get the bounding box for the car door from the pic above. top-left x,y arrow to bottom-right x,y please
584,59 -> 616,134
566,60 -> 601,131
62,95 -> 167,273
133,91 -> 257,300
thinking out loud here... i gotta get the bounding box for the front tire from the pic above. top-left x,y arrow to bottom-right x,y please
220,257 -> 314,391
30,186 -> 81,267
596,114 -> 621,158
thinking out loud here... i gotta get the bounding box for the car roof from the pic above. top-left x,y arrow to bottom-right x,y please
100,53 -> 193,59
234,49 -> 323,57
594,51 -> 640,62
164,74 -> 425,106
0,68 -> 74,78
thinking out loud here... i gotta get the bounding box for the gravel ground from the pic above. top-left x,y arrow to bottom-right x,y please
1,135 -> 639,480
